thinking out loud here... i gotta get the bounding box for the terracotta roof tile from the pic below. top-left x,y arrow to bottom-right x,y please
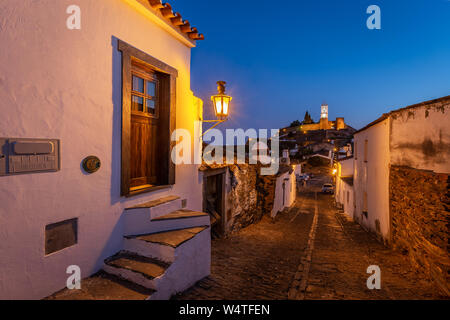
148,0 -> 204,41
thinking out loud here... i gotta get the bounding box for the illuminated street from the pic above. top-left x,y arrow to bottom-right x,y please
175,175 -> 440,300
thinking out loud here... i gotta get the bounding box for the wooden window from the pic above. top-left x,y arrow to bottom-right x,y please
118,40 -> 177,197
131,67 -> 159,117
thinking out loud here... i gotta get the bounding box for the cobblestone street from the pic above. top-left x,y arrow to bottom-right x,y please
175,175 -> 442,300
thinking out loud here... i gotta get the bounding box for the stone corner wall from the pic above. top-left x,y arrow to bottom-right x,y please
225,164 -> 278,235
389,165 -> 450,296
226,164 -> 260,234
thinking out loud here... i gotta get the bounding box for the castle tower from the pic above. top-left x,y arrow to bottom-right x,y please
336,117 -> 345,130
319,104 -> 330,129
320,104 -> 328,119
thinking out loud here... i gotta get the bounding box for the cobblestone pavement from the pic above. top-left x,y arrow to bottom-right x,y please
175,175 -> 443,300
298,178 -> 441,300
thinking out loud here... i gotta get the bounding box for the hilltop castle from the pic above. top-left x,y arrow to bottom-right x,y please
281,104 -> 348,136
300,104 -> 346,131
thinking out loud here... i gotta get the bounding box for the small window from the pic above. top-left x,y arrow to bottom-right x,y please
347,191 -> 349,204
131,71 -> 159,117
45,218 -> 78,255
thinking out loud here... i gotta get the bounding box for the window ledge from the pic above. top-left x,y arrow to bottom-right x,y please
126,185 -> 173,197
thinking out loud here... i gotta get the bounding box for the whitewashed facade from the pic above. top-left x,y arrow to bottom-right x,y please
271,164 -> 299,217
335,157 -> 354,219
0,0 -> 209,299
353,96 -> 450,242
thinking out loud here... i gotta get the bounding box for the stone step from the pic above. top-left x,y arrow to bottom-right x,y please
126,195 -> 180,210
124,226 -> 211,299
124,195 -> 182,219
128,226 -> 209,247
48,225 -> 211,300
152,209 -> 209,221
123,206 -> 210,236
103,251 -> 170,292
124,226 -> 209,262
45,271 -> 155,300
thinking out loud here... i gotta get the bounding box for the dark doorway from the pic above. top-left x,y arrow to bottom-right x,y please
203,170 -> 226,238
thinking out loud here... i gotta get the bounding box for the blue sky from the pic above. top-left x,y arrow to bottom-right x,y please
174,0 -> 450,131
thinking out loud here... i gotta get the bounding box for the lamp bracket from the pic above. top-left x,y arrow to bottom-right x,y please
200,119 -> 227,138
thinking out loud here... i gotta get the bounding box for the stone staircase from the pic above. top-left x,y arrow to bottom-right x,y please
47,196 -> 211,300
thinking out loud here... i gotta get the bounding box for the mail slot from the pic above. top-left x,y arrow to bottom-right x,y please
14,141 -> 54,155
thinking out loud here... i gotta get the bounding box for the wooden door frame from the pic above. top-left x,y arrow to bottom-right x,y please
118,40 -> 177,197
202,168 -> 227,236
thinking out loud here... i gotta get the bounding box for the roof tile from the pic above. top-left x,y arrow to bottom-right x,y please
148,0 -> 204,41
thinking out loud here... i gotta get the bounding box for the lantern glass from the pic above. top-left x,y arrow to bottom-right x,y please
212,94 -> 231,118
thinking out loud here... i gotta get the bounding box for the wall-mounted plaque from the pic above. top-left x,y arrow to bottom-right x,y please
0,138 -> 60,176
82,156 -> 101,174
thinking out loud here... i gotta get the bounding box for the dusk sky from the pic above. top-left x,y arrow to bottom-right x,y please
174,0 -> 450,132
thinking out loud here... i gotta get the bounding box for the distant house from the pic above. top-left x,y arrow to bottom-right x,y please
353,95 -> 450,295
271,165 -> 298,218
334,157 -> 354,219
0,0 -> 209,300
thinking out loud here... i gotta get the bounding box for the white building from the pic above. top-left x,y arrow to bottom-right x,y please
334,157 -> 354,219
271,165 -> 299,218
0,0 -> 211,299
352,96 -> 450,294
353,96 -> 450,242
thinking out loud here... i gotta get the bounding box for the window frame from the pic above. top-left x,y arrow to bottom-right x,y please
118,40 -> 177,197
131,65 -> 160,118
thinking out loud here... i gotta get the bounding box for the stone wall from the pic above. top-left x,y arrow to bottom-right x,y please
389,165 -> 450,296
200,162 -> 279,235
226,164 -> 262,233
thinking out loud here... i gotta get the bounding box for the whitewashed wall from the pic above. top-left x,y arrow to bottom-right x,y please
293,163 -> 302,176
390,101 -> 450,174
0,0 -> 202,299
353,119 -> 390,240
271,168 -> 296,218
335,158 -> 354,219
335,180 -> 354,220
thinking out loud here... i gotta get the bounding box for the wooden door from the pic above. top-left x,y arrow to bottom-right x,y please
130,68 -> 160,190
205,173 -> 225,238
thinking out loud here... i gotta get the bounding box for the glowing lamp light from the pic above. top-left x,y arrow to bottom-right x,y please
211,81 -> 232,119
332,168 -> 337,175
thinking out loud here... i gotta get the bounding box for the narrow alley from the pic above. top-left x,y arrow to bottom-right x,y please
175,175 -> 440,300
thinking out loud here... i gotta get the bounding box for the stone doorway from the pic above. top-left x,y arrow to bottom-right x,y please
203,169 -> 226,238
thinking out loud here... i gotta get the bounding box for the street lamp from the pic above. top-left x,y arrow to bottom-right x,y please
201,81 -> 232,137
211,81 -> 232,119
